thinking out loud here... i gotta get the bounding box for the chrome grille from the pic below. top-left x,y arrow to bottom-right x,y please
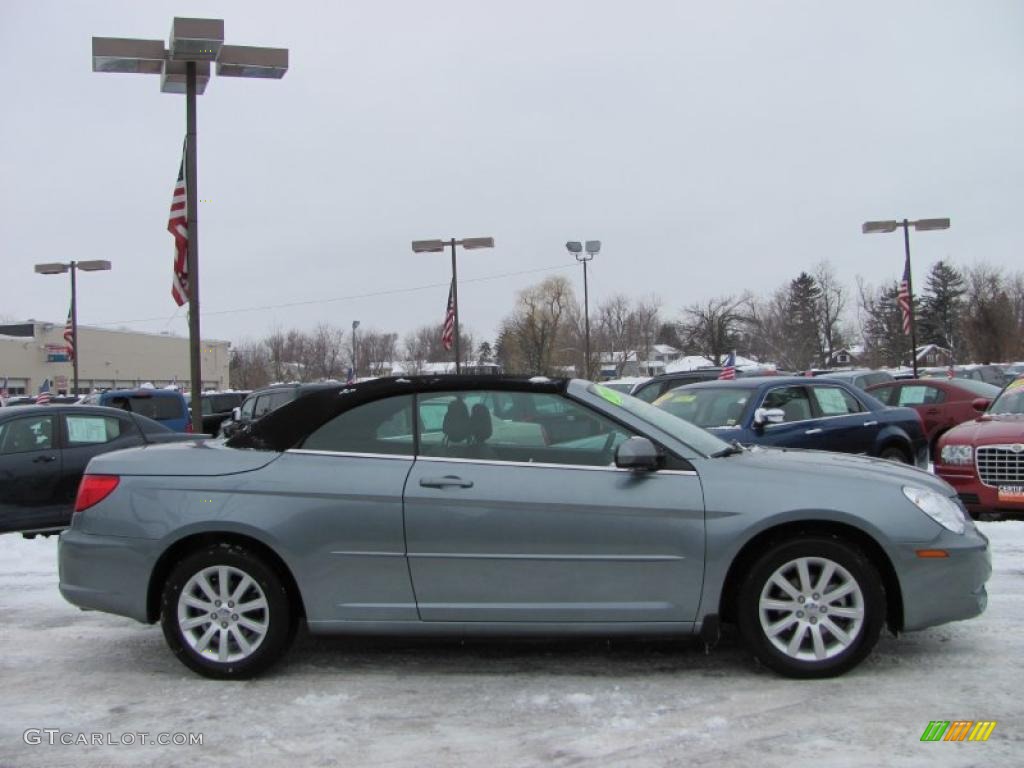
976,446 -> 1024,486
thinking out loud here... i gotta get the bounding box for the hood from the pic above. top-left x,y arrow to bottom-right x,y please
731,445 -> 950,494
940,414 -> 1024,446
86,440 -> 281,476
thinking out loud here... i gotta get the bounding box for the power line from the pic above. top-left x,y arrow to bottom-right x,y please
88,263 -> 574,329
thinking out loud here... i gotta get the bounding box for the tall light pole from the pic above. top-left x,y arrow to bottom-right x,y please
567,240 -> 600,379
411,237 -> 495,374
351,320 -> 360,379
862,218 -> 950,378
92,18 -> 288,432
34,260 -> 112,395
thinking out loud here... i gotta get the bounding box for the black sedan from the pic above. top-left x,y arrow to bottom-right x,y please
0,405 -> 201,535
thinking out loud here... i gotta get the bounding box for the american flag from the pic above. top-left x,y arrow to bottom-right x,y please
719,351 -> 737,380
37,378 -> 52,405
441,279 -> 456,351
63,305 -> 75,362
897,258 -> 913,336
168,141 -> 189,306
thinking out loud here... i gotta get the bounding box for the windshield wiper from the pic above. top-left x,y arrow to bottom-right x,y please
711,440 -> 745,458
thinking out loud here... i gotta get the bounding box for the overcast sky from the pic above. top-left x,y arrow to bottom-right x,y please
2,0 -> 1022,347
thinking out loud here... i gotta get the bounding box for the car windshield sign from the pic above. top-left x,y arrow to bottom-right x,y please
990,378 -> 1024,415
654,387 -> 756,429
588,383 -> 730,457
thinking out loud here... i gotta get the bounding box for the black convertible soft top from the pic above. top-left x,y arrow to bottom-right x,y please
226,375 -> 570,452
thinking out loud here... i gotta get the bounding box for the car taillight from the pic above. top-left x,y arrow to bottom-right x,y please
185,422 -> 194,433
74,475 -> 120,513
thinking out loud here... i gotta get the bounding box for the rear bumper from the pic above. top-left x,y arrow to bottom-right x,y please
895,524 -> 990,631
58,528 -> 157,623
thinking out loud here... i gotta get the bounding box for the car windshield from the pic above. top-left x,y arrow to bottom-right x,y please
953,379 -> 1002,398
586,383 -> 730,457
653,386 -> 756,429
989,379 -> 1024,415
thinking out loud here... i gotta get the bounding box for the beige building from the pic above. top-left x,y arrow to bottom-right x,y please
0,320 -> 230,396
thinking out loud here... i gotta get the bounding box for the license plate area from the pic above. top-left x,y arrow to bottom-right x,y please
997,485 -> 1024,502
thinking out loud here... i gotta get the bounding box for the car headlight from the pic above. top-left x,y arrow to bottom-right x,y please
939,444 -> 973,465
903,486 -> 966,534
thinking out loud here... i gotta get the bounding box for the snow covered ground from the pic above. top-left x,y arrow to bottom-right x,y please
1,524 -> 1022,768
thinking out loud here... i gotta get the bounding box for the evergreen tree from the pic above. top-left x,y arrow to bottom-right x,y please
917,260 -> 966,358
861,282 -> 910,367
784,272 -> 823,369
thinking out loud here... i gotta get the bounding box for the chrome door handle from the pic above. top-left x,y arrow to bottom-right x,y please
804,428 -> 823,435
863,421 -> 878,427
419,476 -> 474,489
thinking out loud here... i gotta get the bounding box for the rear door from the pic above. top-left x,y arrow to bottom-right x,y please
807,384 -> 874,454
404,389 -> 706,623
57,412 -> 146,506
0,413 -> 62,532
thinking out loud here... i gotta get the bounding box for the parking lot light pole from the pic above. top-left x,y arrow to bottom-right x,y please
34,260 -> 112,396
412,237 -> 495,374
351,320 -> 360,378
92,18 -> 288,432
862,218 -> 950,378
566,240 -> 600,379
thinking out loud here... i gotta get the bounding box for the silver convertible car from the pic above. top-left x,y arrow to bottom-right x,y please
58,376 -> 990,679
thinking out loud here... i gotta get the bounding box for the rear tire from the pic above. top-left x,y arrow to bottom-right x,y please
160,543 -> 294,679
737,538 -> 885,678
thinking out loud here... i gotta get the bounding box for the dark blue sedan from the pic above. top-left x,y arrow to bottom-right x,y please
653,377 -> 928,466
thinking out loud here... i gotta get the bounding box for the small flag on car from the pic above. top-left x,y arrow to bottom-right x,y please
37,378 -> 52,405
719,351 -> 736,380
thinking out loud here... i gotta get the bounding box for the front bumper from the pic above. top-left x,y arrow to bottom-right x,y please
895,523 -> 990,632
936,465 -> 1024,516
58,528 -> 158,623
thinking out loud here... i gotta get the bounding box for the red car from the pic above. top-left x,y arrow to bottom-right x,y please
866,378 -> 1001,458
934,377 -> 1024,519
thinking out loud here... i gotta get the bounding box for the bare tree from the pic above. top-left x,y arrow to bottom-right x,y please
679,294 -> 749,365
503,276 -> 578,375
814,261 -> 847,362
229,340 -> 270,389
963,264 -> 1017,363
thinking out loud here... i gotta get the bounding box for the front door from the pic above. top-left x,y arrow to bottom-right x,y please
0,413 -> 62,532
404,390 -> 706,623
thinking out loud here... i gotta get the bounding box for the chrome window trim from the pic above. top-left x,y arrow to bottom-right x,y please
287,448 -> 698,475
287,449 -> 413,461
414,454 -> 698,475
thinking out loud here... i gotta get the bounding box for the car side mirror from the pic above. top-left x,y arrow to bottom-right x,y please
971,398 -> 990,413
753,407 -> 785,429
614,436 -> 659,472
232,406 -> 242,421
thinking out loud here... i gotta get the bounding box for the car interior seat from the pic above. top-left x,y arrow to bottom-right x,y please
442,398 -> 471,446
782,399 -> 809,422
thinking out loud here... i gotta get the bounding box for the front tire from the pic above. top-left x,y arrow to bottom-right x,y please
737,538 -> 885,678
879,445 -> 911,464
160,543 -> 294,679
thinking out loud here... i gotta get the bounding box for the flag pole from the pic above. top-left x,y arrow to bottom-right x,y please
186,62 -> 203,431
70,261 -> 79,396
450,237 -> 461,374
902,219 -> 919,378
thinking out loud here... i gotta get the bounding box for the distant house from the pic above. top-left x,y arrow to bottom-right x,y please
915,344 -> 954,367
829,347 -> 857,366
599,351 -> 639,379
639,345 -> 681,376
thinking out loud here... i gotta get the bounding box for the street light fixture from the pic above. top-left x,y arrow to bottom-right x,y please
862,217 -> 951,377
411,237 -> 495,373
567,240 -> 600,379
34,260 -> 112,395
92,17 -> 288,433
